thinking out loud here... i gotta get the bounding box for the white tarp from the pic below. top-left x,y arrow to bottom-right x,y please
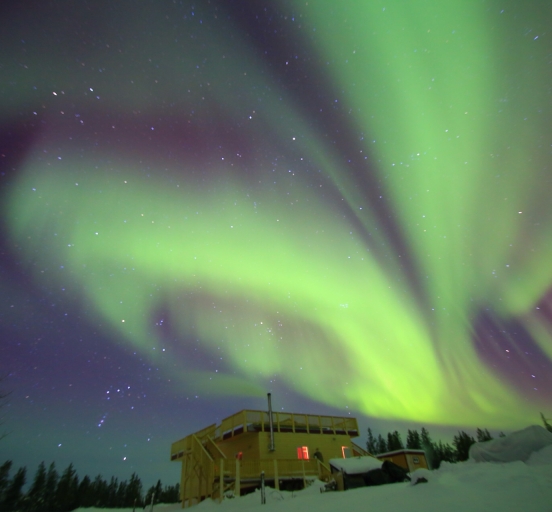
469,425 -> 552,463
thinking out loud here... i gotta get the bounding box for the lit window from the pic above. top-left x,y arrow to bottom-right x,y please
297,446 -> 309,460
342,446 -> 352,458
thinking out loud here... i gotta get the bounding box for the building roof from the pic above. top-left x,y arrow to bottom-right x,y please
377,448 -> 427,457
329,456 -> 382,474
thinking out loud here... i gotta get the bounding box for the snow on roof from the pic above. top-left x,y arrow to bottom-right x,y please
377,448 -> 426,457
328,455 -> 382,474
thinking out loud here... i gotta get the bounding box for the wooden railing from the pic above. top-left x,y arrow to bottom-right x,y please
210,457 -> 333,499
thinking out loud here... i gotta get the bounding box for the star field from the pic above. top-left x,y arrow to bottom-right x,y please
1,0 -> 552,488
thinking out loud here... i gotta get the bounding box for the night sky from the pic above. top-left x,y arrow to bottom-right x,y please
1,0 -> 552,489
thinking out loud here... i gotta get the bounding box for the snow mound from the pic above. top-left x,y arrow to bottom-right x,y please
469,425 -> 552,463
410,467 -> 432,485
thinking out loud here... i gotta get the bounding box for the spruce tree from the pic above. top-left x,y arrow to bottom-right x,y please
366,428 -> 377,455
159,483 -> 180,503
27,461 -> 47,512
387,430 -> 404,451
91,474 -> 107,507
43,462 -> 58,511
56,463 -> 79,512
452,431 -> 476,461
0,460 -> 12,503
126,472 -> 143,508
376,434 -> 387,454
476,428 -> 493,442
406,429 -> 422,449
78,475 -> 95,508
1,466 -> 26,512
106,476 -> 118,508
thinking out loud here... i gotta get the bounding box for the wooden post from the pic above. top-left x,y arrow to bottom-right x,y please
235,459 -> 240,497
219,459 -> 224,502
301,458 -> 306,489
273,459 -> 279,490
260,471 -> 266,504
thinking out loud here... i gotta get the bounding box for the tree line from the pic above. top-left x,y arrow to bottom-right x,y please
365,426 -> 503,469
0,460 -> 179,512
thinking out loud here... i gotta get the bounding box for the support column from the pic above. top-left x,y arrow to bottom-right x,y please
273,459 -> 279,490
235,459 -> 241,497
219,459 -> 224,502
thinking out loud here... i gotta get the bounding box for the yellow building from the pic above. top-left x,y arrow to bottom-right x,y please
170,405 -> 369,507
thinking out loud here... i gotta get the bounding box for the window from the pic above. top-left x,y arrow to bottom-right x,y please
297,446 -> 309,460
342,446 -> 352,458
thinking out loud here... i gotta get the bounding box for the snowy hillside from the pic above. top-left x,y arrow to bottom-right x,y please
76,444 -> 552,512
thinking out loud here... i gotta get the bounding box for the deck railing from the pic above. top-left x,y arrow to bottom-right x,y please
213,409 -> 359,443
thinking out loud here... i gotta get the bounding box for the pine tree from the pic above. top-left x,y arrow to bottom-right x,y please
78,475 -> 95,509
159,483 -> 180,503
56,463 -> 79,512
145,479 -> 163,505
1,466 -> 26,512
366,428 -> 377,455
387,430 -> 404,451
376,434 -> 387,454
476,428 -> 493,442
433,440 -> 456,467
27,461 -> 47,512
91,474 -> 107,507
420,428 -> 435,469
106,476 -> 118,508
116,480 -> 128,508
0,460 -> 12,503
540,412 -> 552,433
43,462 -> 58,511
453,431 -> 476,461
406,429 -> 422,449
125,472 -> 143,508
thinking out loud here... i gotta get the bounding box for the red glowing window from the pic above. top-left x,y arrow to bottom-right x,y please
297,446 -> 309,460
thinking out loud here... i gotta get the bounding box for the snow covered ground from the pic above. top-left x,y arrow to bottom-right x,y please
76,444 -> 552,512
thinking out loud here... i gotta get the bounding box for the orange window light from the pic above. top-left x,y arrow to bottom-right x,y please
297,446 -> 309,460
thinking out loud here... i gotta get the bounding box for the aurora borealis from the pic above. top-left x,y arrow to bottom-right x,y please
1,0 -> 551,486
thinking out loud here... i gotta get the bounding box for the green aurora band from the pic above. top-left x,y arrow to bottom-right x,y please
4,1 -> 552,428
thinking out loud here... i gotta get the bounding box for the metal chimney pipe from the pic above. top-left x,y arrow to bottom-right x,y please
267,393 -> 275,451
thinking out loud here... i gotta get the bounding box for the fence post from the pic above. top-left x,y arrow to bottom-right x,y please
260,471 -> 266,504
273,459 -> 279,490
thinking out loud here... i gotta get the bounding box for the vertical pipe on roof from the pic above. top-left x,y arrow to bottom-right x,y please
267,393 -> 275,451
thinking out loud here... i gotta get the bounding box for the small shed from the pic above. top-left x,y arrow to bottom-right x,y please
328,456 -> 382,490
377,449 -> 428,472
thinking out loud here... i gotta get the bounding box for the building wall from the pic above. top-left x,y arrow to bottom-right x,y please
215,431 -> 260,460
405,452 -> 428,470
378,450 -> 428,472
258,431 -> 353,461
215,430 -> 354,462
